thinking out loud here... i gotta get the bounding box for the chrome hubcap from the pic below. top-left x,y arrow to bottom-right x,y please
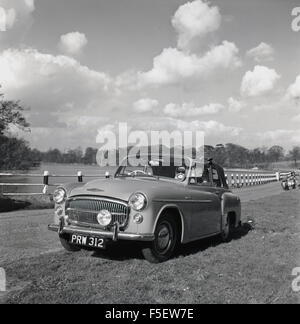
222,218 -> 230,238
156,223 -> 172,253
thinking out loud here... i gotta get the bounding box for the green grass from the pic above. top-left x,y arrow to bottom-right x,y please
1,191 -> 299,304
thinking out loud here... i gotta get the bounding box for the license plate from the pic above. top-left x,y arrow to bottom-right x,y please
70,234 -> 106,249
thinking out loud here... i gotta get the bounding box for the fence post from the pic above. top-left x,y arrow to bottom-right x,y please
225,174 -> 229,187
77,171 -> 83,183
43,171 -> 49,186
43,171 -> 49,194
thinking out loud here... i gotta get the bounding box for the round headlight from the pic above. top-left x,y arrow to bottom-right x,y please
129,193 -> 147,211
53,188 -> 66,204
97,210 -> 112,226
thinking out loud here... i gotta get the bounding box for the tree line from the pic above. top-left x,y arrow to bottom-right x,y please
1,90 -> 300,170
34,144 -> 300,169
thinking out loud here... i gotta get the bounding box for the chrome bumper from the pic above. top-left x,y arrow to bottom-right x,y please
48,223 -> 155,242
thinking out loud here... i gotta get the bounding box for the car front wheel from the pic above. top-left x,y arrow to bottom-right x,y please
142,216 -> 178,263
220,215 -> 233,242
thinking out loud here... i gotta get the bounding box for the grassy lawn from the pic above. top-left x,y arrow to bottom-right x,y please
0,195 -> 53,212
1,190 -> 299,304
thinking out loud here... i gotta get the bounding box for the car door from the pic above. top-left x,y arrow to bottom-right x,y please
186,163 -> 222,239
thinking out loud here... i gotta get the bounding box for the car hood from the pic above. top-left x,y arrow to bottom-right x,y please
68,177 -> 181,201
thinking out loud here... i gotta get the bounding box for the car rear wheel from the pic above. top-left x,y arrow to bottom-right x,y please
59,236 -> 81,252
142,216 -> 178,263
220,215 -> 233,242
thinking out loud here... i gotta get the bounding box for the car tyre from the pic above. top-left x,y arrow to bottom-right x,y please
142,216 -> 178,263
220,215 -> 233,242
59,236 -> 81,252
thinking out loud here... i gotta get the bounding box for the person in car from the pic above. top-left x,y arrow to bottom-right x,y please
202,158 -> 229,189
175,166 -> 187,181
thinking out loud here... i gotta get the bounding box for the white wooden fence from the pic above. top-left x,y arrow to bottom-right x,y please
0,171 -> 110,196
0,169 -> 291,196
224,170 -> 285,188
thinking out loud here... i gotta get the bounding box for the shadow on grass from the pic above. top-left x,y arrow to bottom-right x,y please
0,197 -> 31,212
92,223 -> 252,262
176,223 -> 252,258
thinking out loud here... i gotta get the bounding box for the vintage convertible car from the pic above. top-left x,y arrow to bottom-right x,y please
48,155 -> 241,263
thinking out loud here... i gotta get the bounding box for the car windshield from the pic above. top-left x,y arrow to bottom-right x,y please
115,156 -> 191,181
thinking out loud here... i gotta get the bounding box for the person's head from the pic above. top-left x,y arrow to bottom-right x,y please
207,157 -> 213,165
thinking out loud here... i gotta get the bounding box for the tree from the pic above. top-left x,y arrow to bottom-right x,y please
0,136 -> 35,170
0,90 -> 34,170
44,148 -> 63,163
249,148 -> 266,165
289,146 -> 300,167
83,147 -> 97,164
213,144 -> 227,165
225,143 -> 250,168
62,147 -> 83,164
0,92 -> 30,135
267,145 -> 284,162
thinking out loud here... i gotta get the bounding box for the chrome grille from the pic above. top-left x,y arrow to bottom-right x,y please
66,197 -> 129,228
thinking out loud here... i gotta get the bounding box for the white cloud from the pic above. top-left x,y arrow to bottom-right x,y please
0,0 -> 35,31
172,0 -> 221,49
177,119 -> 242,137
258,129 -> 300,146
163,102 -> 224,118
246,42 -> 274,62
96,117 -> 242,144
0,48 -> 110,91
24,0 -> 35,12
240,65 -> 280,97
0,7 -> 15,31
227,97 -> 245,113
59,32 -> 88,55
133,98 -> 159,113
0,48 -> 114,146
286,75 -> 300,101
139,41 -> 241,87
292,114 -> 300,122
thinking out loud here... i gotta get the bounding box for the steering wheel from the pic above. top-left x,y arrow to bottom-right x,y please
129,170 -> 147,176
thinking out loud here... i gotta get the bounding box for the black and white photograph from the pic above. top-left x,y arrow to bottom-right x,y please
0,0 -> 299,308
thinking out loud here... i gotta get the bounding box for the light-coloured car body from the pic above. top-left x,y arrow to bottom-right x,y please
48,155 -> 241,261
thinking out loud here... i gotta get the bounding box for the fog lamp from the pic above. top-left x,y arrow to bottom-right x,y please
55,206 -> 64,218
133,214 -> 144,224
97,210 -> 112,226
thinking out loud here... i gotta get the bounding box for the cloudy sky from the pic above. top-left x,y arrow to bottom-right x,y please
0,0 -> 300,151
